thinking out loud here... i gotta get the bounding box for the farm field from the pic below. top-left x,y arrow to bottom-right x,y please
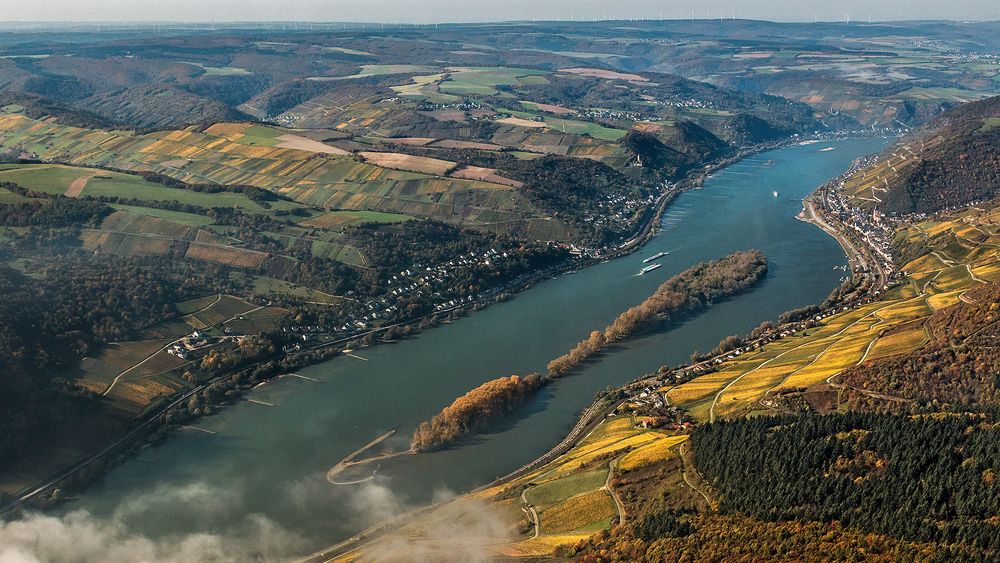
72,339 -> 179,395
298,209 -> 414,229
61,292 -> 287,423
671,210 -> 1000,422
182,295 -> 259,328
251,276 -> 346,305
0,163 -> 294,215
0,116 -> 553,232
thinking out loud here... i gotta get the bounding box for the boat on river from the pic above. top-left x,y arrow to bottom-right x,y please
642,251 -> 669,263
639,263 -> 662,274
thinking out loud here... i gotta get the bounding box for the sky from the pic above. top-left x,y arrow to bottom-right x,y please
1,0 -> 998,24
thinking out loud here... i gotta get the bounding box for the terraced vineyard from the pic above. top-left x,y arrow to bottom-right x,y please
667,207 -> 1000,422
841,99 -> 1000,212
841,139 -> 937,205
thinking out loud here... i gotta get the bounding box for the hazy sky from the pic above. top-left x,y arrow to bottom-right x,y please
2,1 -> 998,23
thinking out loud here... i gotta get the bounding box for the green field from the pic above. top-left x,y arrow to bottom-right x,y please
228,124 -> 286,146
980,117 -> 1000,132
524,469 -> 608,509
0,116 -> 547,230
544,117 -> 627,141
326,64 -> 436,80
0,164 -> 294,215
183,295 -> 258,328
298,209 -> 415,229
108,204 -> 214,226
175,294 -> 222,315
252,276 -> 344,304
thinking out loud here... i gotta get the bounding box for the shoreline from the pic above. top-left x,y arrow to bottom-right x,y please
299,136 -> 900,561
0,132 -> 880,518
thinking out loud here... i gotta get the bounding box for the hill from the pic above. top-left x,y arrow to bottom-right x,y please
842,96 -> 1000,214
82,84 -> 254,130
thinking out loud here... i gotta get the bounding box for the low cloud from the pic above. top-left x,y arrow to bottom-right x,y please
0,479 -> 515,562
355,485 -> 514,562
0,483 -> 307,563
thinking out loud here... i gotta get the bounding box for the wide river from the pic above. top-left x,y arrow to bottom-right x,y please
68,137 -> 888,552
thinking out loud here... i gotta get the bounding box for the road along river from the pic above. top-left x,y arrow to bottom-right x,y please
64,137 -> 889,551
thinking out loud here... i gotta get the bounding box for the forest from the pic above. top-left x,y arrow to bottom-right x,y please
548,250 -> 767,375
878,96 -> 1000,214
689,411 -> 1000,555
563,512 -> 980,562
410,373 -> 544,452
0,197 -> 111,227
0,256 -> 218,467
378,145 -> 656,245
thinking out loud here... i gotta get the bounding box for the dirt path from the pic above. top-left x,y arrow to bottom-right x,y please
605,457 -> 626,527
102,338 -> 182,397
711,291 -> 925,422
930,251 -> 957,266
677,442 -> 713,509
520,488 -> 540,539
966,263 -> 988,284
104,295 -> 251,397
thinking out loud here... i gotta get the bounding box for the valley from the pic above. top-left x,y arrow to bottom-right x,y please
0,15 -> 998,563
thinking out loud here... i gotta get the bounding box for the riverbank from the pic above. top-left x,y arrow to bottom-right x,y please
0,137 -> 795,516
16,137 -> 889,554
300,139 -> 903,560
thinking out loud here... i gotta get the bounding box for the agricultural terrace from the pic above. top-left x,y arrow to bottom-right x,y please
841,136 -> 943,206
348,414 -> 692,559
0,166 -> 385,272
667,209 -> 1000,423
0,116 -> 558,234
498,112 -> 627,143
0,163 -> 297,215
383,67 -> 551,101
270,69 -> 634,167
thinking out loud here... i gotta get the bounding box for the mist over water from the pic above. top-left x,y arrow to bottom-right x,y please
52,137 -> 889,555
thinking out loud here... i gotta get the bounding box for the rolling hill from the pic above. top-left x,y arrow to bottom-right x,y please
842,96 -> 1000,214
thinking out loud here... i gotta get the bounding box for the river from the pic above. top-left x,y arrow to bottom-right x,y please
64,137 -> 889,552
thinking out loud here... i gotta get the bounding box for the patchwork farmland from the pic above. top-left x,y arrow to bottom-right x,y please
0,116 -> 556,234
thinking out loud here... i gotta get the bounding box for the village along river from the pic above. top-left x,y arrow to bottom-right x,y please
65,137 -> 888,551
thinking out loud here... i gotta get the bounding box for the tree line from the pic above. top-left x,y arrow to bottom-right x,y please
0,197 -> 111,227
410,373 -> 544,452
548,250 -> 767,376
410,251 -> 768,452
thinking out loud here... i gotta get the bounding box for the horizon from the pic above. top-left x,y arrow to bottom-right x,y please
1,0 -> 998,25
0,16 -> 998,29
